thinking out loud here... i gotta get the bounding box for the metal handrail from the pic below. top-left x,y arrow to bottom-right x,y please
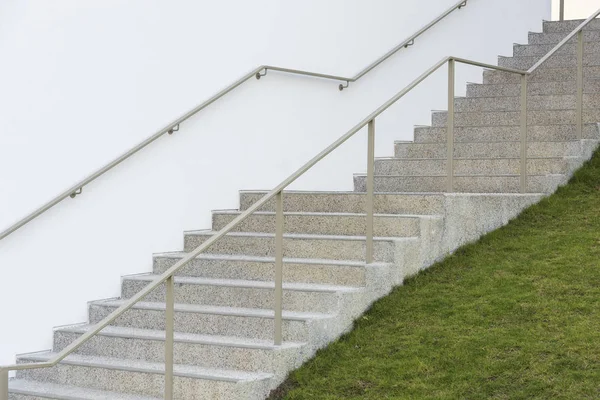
0,55 -> 528,394
0,0 -> 470,242
528,7 -> 600,73
4,6 -> 599,400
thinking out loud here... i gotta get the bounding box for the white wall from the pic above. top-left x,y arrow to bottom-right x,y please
0,0 -> 549,365
553,0 -> 598,19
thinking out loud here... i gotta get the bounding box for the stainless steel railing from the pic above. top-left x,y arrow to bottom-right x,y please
0,0 -> 469,241
2,5 -> 599,400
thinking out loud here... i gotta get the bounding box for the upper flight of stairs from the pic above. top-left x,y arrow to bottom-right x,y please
8,19 -> 600,400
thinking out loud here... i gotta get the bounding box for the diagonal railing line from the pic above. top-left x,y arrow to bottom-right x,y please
0,0 -> 470,242
528,7 -> 600,73
0,54 -> 529,375
4,6 -> 600,399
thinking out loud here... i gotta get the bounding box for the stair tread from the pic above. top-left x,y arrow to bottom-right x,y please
124,274 -> 364,293
183,230 -> 419,242
211,210 -> 436,218
375,156 -> 580,160
56,324 -> 305,350
17,352 -> 274,382
153,252 -> 390,268
91,299 -> 334,321
9,379 -> 160,400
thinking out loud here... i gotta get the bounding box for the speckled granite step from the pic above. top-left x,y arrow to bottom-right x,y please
152,253 -> 381,286
15,353 -> 273,400
53,325 -> 305,382
211,210 -> 427,237
120,274 -> 363,313
412,124 -> 600,142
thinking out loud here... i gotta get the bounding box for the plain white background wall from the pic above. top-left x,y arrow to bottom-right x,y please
0,0 -> 549,364
552,0 -> 598,19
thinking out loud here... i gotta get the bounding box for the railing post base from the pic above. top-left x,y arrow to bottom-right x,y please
576,30 -> 584,140
165,276 -> 175,400
366,120 -> 375,265
447,59 -> 455,193
274,191 -> 284,346
520,74 -> 528,194
0,369 -> 8,400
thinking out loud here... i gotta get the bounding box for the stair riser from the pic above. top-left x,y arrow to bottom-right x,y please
375,158 -> 576,176
514,42 -> 600,57
466,81 -> 600,97
238,192 -> 445,215
212,213 -> 420,237
121,279 -> 352,314
183,234 -> 398,262
543,20 -> 600,33
16,362 -> 267,400
89,304 -> 322,343
529,31 -> 600,45
483,67 -> 600,84
354,175 -> 568,194
54,331 -> 304,374
431,110 -> 600,127
395,141 -> 584,159
153,256 -> 368,286
498,53 -> 600,70
413,124 -> 600,143
455,94 -> 600,112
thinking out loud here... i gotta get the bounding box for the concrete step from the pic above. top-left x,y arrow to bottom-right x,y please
466,80 -> 600,97
454,94 -> 600,112
15,352 -> 272,400
9,379 -> 160,400
498,53 -> 600,70
211,210 -> 426,237
483,66 -> 600,84
374,157 -> 579,176
528,30 -> 600,45
413,124 -> 600,142
152,253 -> 378,287
88,300 -> 338,345
353,174 -> 566,194
121,274 -> 363,314
542,19 -> 600,33
514,41 -> 600,57
395,140 -> 586,159
183,230 -> 419,263
53,325 -> 305,380
238,191 -> 446,215
430,109 -> 600,127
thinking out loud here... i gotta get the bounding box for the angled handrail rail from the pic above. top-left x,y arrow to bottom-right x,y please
0,54 -> 528,378
5,6 -> 600,400
0,0 -> 469,242
528,7 -> 600,73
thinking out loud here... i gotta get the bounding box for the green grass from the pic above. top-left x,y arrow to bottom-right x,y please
270,149 -> 600,400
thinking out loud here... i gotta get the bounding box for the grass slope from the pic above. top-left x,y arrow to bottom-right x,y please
270,150 -> 600,400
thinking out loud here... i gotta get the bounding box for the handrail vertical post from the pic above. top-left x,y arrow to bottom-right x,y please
366,119 -> 375,264
447,59 -> 455,193
576,30 -> 584,140
0,369 -> 8,400
165,276 -> 175,400
274,190 -> 284,346
520,74 -> 528,193
559,0 -> 565,21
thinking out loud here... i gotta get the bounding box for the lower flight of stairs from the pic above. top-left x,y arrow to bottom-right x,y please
7,18 -> 600,400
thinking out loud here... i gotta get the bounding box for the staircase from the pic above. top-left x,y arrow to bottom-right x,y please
8,18 -> 600,400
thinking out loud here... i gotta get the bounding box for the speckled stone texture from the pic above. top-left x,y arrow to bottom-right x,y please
467,80 -> 600,98
374,157 -> 578,176
9,18 -> 600,400
395,140 -> 588,159
414,124 -> 600,142
211,210 -> 423,237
